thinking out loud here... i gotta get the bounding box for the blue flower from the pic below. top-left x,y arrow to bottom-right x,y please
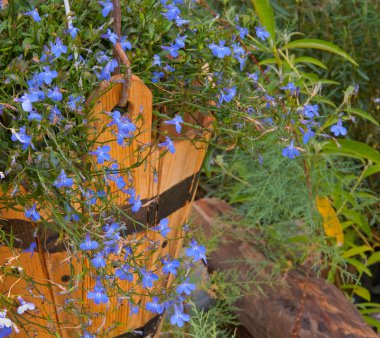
152,71 -> 165,83
101,29 -> 118,45
162,44 -> 180,58
50,38 -> 67,58
49,106 -> 63,125
302,127 -> 315,144
81,330 -> 95,338
162,257 -> 180,275
11,127 -> 34,150
67,95 -> 84,111
175,35 -> 187,49
47,87 -> 63,102
38,66 -> 58,85
175,17 -> 189,27
115,264 -> 133,281
53,170 -> 74,188
281,82 -> 297,95
103,222 -> 120,239
231,43 -> 244,56
25,204 -> 40,222
17,296 -> 35,315
164,64 -> 175,73
248,72 -> 259,82
98,0 -> 113,17
98,59 -> 118,81
25,8 -> 41,22
130,195 -> 142,213
208,41 -> 231,59
236,25 -> 248,39
282,140 -> 300,159
330,119 -> 347,137
90,145 -> 111,164
152,55 -> 161,67
164,114 -> 183,134
176,279 -> 196,295
23,242 -> 37,257
170,304 -> 190,327
146,297 -> 164,314
141,269 -> 159,288
108,110 -> 136,144
153,218 -> 171,238
236,56 -> 247,71
15,92 -> 39,112
129,303 -> 139,316
91,252 -> 106,269
96,51 -> 110,64
67,26 -> 79,39
158,136 -> 175,154
219,87 -> 237,105
255,26 -> 270,41
303,105 -> 319,119
120,36 -> 132,51
185,239 -> 207,263
87,278 -> 109,304
79,234 -> 99,251
161,4 -> 180,21
0,310 -> 13,337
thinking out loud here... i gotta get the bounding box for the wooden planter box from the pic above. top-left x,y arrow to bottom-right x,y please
0,73 -> 212,337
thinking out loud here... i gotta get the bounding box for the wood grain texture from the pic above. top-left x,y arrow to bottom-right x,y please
191,198 -> 378,338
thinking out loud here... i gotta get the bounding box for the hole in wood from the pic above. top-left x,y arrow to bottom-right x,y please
161,240 -> 168,249
61,275 -> 70,282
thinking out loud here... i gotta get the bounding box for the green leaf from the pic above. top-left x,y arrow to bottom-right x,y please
367,252 -> 380,266
321,140 -> 380,164
348,108 -> 379,126
362,315 -> 380,331
259,58 -> 277,65
342,245 -> 372,259
250,0 -> 275,40
353,286 -> 371,301
294,56 -> 327,69
363,164 -> 380,179
283,39 -> 358,66
344,259 -> 372,276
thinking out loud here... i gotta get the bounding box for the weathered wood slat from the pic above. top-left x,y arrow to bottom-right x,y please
191,198 -> 378,338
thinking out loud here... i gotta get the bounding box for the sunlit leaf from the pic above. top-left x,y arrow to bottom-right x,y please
294,56 -> 327,69
250,0 -> 275,40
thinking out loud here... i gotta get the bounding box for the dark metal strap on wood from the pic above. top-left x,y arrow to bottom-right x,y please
0,171 -> 201,252
114,315 -> 162,338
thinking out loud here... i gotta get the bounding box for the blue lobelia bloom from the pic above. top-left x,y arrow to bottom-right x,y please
103,222 -> 120,239
89,145 -> 111,164
152,71 -> 165,83
96,51 -> 110,64
25,204 -> 41,222
91,252 -> 106,269
255,26 -> 270,41
231,42 -> 244,57
38,66 -> 58,85
53,169 -> 74,188
141,269 -> 159,288
49,106 -> 63,125
27,110 -> 42,122
47,87 -> 63,102
161,4 -> 180,21
98,59 -> 118,81
67,95 -> 84,111
98,0 -> 113,17
130,195 -> 142,213
282,140 -> 300,159
0,310 -> 13,337
236,25 -> 248,39
164,64 -> 175,73
115,264 -> 134,281
50,38 -> 67,58
236,56 -> 247,71
208,40 -> 231,59
120,36 -> 132,51
67,26 -> 79,39
176,279 -> 196,295
330,119 -> 347,137
175,34 -> 187,49
302,127 -> 315,144
170,304 -> 190,327
152,55 -> 161,67
25,8 -> 41,22
15,92 -> 39,112
17,296 -> 35,315
11,127 -> 34,150
281,82 -> 297,95
87,278 -> 109,304
162,257 -> 180,275
219,87 -> 237,105
23,242 -> 37,257
248,72 -> 259,82
175,17 -> 189,27
158,136 -> 175,154
79,234 -> 99,251
185,239 -> 207,263
146,297 -> 164,314
162,44 -> 180,58
153,218 -> 171,238
81,330 -> 95,338
101,29 -> 118,45
164,114 -> 183,134
129,303 -> 139,316
303,105 -> 319,119
108,110 -> 136,144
